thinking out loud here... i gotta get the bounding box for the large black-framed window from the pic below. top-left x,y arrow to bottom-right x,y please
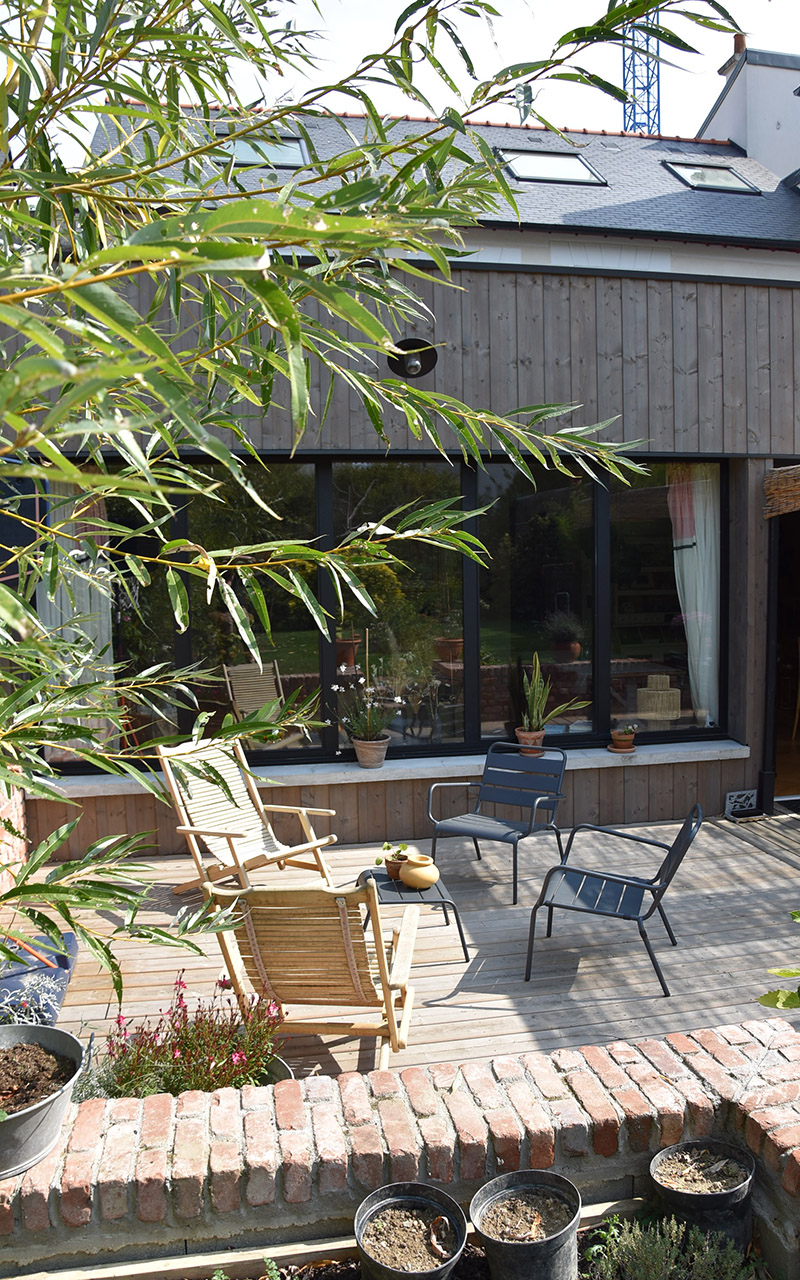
52,453 -> 727,769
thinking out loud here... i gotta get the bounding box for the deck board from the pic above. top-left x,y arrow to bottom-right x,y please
56,813 -> 800,1075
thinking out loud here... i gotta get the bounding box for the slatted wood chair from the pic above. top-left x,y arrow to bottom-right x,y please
157,737 -> 336,896
207,875 -> 420,1068
428,743 -> 567,904
223,661 -> 306,748
525,803 -> 703,996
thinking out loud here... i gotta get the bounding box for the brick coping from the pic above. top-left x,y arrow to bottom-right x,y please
1,1018 -> 800,1277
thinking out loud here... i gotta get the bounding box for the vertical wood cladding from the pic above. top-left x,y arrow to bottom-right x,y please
277,269 -> 799,457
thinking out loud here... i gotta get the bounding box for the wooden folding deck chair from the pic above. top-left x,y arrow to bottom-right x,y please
157,737 -> 336,895
208,876 -> 420,1068
223,661 -> 306,748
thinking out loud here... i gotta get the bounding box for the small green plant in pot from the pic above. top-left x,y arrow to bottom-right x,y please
516,652 -> 589,754
376,841 -> 409,880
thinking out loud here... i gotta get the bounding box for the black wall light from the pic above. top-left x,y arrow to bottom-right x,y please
387,337 -> 438,379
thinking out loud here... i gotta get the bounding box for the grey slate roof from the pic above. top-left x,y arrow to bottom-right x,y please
91,110 -> 800,251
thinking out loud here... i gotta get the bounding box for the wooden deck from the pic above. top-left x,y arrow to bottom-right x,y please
58,812 -> 800,1077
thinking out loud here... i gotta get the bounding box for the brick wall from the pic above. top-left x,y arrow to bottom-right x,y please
0,782 -> 26,894
1,1019 -> 799,1277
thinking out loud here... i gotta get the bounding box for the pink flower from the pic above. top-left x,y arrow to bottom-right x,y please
174,975 -> 187,992
232,1049 -> 247,1066
173,1048 -> 182,1059
115,1013 -> 126,1027
216,976 -> 233,991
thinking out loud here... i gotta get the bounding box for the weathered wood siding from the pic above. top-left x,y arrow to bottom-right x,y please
26,757 -> 746,858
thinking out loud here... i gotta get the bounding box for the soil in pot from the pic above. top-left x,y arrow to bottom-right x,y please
653,1146 -> 750,1194
478,1190 -> 575,1243
0,1041 -> 75,1115
361,1205 -> 459,1272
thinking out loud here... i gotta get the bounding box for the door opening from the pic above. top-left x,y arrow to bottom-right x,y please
774,508 -> 800,800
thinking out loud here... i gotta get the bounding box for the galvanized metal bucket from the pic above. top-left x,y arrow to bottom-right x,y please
0,1025 -> 91,1179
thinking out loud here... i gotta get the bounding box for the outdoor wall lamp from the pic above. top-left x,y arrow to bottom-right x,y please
387,337 -> 438,379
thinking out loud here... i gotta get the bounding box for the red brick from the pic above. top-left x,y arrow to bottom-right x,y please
312,1103 -> 348,1194
274,1079 -> 306,1130
369,1069 -> 402,1098
429,1063 -> 459,1091
141,1094 -> 174,1147
244,1111 -> 276,1207
401,1067 -> 439,1116
443,1091 -> 489,1181
614,1086 -> 654,1153
550,1097 -> 589,1158
551,1048 -> 585,1073
625,1067 -> 685,1145
764,1125 -> 800,1175
761,1059 -> 800,1085
505,1080 -> 555,1168
781,1151 -> 800,1197
109,1098 -> 140,1125
580,1046 -> 629,1091
565,1071 -> 619,1157
680,1050 -> 738,1102
692,1029 -> 751,1073
209,1140 -> 241,1213
487,1109 -> 521,1172
741,1020 -> 778,1046
60,1152 -> 93,1227
606,1041 -> 641,1065
492,1056 -> 524,1082
462,1061 -> 506,1111
20,1146 -> 62,1232
635,1039 -> 687,1079
305,1076 -> 335,1103
98,1123 -> 137,1220
419,1115 -> 455,1182
351,1123 -> 384,1189
670,1075 -> 715,1136
210,1088 -> 240,1139
136,1148 -> 168,1223
778,1044 -> 800,1063
241,1084 -> 273,1112
279,1130 -> 312,1203
0,1179 -> 17,1236
339,1073 -> 373,1126
769,1021 -> 800,1044
176,1090 -> 206,1117
378,1098 -> 421,1182
665,1032 -> 701,1056
172,1117 -> 207,1220
744,1081 -> 800,1109
520,1053 -> 569,1099
68,1098 -> 106,1152
715,1023 -> 756,1046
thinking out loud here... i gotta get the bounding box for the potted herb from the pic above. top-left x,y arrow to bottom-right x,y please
376,841 -> 409,880
516,652 -> 590,754
544,611 -> 585,661
610,722 -> 638,753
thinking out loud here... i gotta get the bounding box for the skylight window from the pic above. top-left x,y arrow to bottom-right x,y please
214,133 -> 306,169
501,150 -> 605,185
665,162 -> 760,194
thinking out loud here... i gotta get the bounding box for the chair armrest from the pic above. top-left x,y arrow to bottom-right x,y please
521,792 -> 565,835
388,906 -> 420,988
562,822 -> 670,863
261,803 -> 336,817
176,824 -> 248,840
428,781 -> 480,823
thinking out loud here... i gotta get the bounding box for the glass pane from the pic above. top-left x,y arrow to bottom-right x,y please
503,150 -> 603,184
185,463 -> 320,750
478,463 -> 594,741
667,163 -> 756,192
610,463 -> 720,732
332,461 -> 464,749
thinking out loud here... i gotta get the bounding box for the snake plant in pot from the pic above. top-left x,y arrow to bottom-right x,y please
515,652 -> 590,755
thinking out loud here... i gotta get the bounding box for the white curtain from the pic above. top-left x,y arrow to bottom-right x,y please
35,482 -> 118,758
667,464 -> 720,727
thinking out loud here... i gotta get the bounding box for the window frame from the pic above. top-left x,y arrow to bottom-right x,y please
663,160 -> 761,194
498,148 -> 607,187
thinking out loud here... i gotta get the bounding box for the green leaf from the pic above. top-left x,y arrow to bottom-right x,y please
166,567 -> 189,632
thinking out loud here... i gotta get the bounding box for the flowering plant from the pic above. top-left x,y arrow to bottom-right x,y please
332,630 -> 402,742
614,722 -> 639,735
96,973 -> 283,1097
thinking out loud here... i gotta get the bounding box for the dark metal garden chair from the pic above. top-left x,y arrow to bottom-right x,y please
524,803 -> 703,996
428,743 -> 567,905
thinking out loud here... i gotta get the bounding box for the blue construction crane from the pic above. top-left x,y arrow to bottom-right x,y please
623,15 -> 661,134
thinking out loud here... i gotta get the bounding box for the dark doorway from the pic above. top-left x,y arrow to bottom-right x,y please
775,509 -> 800,799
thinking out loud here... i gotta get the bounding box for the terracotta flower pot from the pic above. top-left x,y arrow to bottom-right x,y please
434,636 -> 463,663
352,735 -> 390,769
515,727 -> 545,756
336,636 -> 361,668
385,854 -> 408,880
610,730 -> 636,753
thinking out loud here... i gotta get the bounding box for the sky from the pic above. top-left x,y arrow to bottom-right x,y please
286,0 -> 800,139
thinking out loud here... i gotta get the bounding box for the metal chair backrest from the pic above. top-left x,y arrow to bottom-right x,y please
158,737 -> 282,863
653,803 -> 703,896
224,661 -> 284,721
213,879 -> 385,1008
476,743 -> 567,818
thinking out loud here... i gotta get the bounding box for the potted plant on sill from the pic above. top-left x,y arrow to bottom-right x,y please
610,722 -> 638,753
544,611 -> 585,662
516,652 -> 590,755
333,631 -> 403,768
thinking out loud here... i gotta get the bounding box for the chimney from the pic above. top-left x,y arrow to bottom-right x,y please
719,32 -> 747,77
733,33 -> 746,56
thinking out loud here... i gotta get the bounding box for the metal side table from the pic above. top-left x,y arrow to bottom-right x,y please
356,866 -> 469,962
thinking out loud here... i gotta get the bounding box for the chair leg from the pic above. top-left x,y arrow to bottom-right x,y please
657,903 -> 677,946
431,834 -> 437,863
512,842 -> 518,905
553,826 -> 565,861
525,905 -> 540,980
546,905 -> 554,938
638,920 -> 670,996
472,838 -> 482,862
